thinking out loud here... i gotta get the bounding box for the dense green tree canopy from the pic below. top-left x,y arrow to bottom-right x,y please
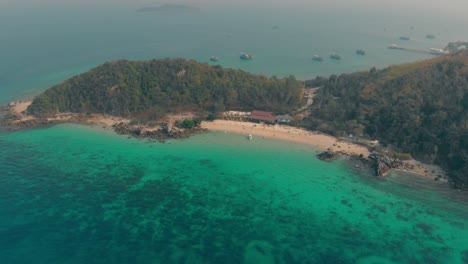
27,58 -> 302,119
305,51 -> 468,189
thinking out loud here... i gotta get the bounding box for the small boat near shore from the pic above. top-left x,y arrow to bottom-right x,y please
248,134 -> 253,140
400,36 -> 410,41
312,55 -> 324,61
388,44 -> 404,50
330,53 -> 342,60
240,53 -> 253,60
356,49 -> 366,55
210,56 -> 220,62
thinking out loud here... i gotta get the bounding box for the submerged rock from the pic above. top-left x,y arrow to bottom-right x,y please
317,151 -> 339,162
244,240 -> 275,264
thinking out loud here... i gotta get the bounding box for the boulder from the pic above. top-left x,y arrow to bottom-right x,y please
317,151 -> 339,161
368,152 -> 402,176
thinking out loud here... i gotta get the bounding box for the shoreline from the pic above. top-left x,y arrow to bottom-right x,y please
2,101 -> 448,182
201,120 -> 448,182
201,120 -> 370,157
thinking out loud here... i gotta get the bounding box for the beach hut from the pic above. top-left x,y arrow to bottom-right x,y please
249,110 -> 276,123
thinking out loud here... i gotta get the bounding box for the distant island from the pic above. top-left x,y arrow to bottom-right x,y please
136,4 -> 200,14
2,47 -> 468,190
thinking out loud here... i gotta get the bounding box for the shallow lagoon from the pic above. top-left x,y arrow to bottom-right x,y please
0,124 -> 466,263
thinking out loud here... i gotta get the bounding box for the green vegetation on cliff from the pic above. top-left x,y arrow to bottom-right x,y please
26,53 -> 468,189
27,58 -> 302,120
305,51 -> 468,189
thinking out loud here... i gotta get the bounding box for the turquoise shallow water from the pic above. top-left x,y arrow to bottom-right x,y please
0,124 -> 467,263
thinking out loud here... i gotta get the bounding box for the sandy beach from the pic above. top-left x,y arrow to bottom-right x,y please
201,120 -> 370,157
6,102 -> 447,180
7,100 -> 130,127
201,120 -> 450,181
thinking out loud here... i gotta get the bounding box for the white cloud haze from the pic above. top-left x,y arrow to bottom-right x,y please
1,0 -> 467,18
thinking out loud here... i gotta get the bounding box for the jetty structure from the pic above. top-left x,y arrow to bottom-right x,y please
388,44 -> 450,56
429,48 -> 450,55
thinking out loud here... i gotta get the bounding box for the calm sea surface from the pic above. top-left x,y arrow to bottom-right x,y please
1,7 -> 467,103
0,125 -> 467,263
0,6 -> 467,264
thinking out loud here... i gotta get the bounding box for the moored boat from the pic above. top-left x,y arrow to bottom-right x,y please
240,53 -> 253,60
356,49 -> 366,55
329,53 -> 342,60
400,36 -> 410,41
388,44 -> 404,50
312,55 -> 324,61
210,56 -> 220,62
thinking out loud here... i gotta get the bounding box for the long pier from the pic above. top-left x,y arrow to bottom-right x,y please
388,45 -> 441,55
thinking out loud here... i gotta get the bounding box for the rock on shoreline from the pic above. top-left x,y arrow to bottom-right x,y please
317,149 -> 403,177
0,103 -> 206,142
368,153 -> 403,176
112,122 -> 206,142
317,150 -> 339,162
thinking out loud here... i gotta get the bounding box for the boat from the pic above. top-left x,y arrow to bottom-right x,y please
329,53 -> 342,60
388,44 -> 404,50
240,53 -> 253,60
210,56 -> 220,62
248,134 -> 253,140
400,36 -> 410,41
312,55 -> 324,61
426,34 -> 436,39
356,49 -> 366,55
429,48 -> 449,55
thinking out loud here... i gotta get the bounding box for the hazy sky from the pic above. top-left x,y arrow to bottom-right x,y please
2,0 -> 468,16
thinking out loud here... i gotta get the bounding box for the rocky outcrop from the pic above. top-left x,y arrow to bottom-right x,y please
317,150 -> 339,162
113,122 -> 205,142
368,152 -> 402,176
0,106 -> 9,124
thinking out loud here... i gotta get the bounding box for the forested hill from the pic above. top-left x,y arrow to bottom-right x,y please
27,59 -> 302,119
305,50 -> 468,189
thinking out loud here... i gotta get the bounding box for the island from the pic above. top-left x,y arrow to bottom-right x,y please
3,58 -> 303,140
2,50 -> 468,190
305,48 -> 468,190
136,4 -> 200,14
